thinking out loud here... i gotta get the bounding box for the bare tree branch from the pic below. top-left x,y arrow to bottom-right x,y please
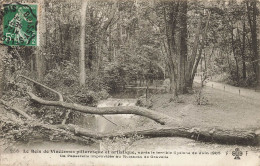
28,92 -> 176,125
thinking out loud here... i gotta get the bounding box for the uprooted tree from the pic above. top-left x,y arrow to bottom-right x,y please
1,75 -> 259,146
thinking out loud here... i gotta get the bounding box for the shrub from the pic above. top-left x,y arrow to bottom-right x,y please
194,89 -> 208,105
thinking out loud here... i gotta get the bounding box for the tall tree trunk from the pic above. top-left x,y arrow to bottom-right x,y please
79,1 -> 87,86
36,0 -> 46,80
108,27 -> 112,62
2,98 -> 259,146
247,0 -> 259,87
163,2 -> 179,96
190,12 -> 211,87
231,25 -> 240,83
87,7 -> 95,71
186,19 -> 202,88
258,1 -> 260,89
240,22 -> 247,80
176,0 -> 188,94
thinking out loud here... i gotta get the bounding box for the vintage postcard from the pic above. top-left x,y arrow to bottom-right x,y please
0,0 -> 260,165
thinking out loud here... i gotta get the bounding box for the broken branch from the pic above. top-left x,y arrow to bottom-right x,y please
28,92 -> 175,125
18,75 -> 64,101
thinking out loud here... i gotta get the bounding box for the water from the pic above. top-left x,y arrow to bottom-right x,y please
75,87 -> 166,133
96,98 -> 139,132
75,98 -> 141,133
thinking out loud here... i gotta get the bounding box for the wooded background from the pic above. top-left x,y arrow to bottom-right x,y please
1,0 -> 260,98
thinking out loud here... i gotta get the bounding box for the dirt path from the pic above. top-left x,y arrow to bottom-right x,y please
150,84 -> 260,130
194,76 -> 260,100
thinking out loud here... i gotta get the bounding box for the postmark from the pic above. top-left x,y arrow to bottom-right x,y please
2,3 -> 37,46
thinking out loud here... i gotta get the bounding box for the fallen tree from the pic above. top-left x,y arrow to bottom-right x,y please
0,99 -> 92,144
19,75 -> 176,125
1,75 -> 258,146
28,92 -> 174,125
59,124 -> 259,146
1,98 -> 259,146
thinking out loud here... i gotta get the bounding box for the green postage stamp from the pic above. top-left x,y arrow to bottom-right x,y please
3,3 -> 37,46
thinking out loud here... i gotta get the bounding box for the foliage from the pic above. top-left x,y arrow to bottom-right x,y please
0,119 -> 34,143
43,60 -> 109,104
136,95 -> 153,108
203,0 -> 259,87
0,117 -> 91,144
103,63 -> 127,93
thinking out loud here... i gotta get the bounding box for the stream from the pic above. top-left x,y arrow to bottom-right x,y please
74,98 -> 141,133
74,89 -> 149,133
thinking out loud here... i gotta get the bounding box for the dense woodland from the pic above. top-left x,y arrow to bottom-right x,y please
0,0 -> 260,94
0,0 -> 260,145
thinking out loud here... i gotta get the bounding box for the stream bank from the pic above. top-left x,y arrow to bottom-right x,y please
1,85 -> 260,165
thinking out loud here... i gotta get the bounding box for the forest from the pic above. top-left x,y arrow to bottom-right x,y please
0,0 -> 260,153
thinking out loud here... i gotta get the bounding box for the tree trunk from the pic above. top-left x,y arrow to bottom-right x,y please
2,98 -> 260,146
0,45 -> 7,98
186,19 -> 202,88
231,25 -> 240,83
60,124 -> 259,146
36,0 -> 46,80
247,0 -> 259,88
190,12 -> 211,87
257,1 -> 260,89
163,2 -> 179,96
79,1 -> 87,86
176,0 -> 188,94
237,22 -> 247,81
87,7 -> 95,71
28,92 -> 177,125
164,1 -> 188,95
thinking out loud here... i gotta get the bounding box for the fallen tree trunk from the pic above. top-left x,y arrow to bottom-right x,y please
0,100 -> 91,144
1,99 -> 259,146
28,92 -> 175,125
9,76 -> 260,146
18,75 -> 64,101
59,124 -> 260,146
19,75 -> 175,125
18,75 -> 177,125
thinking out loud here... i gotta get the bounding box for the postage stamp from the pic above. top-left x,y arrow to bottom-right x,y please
2,3 -> 37,46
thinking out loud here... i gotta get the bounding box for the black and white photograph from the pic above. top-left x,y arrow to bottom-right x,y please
0,0 -> 260,165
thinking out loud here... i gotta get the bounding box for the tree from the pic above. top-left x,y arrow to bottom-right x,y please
36,0 -> 47,80
177,0 -> 188,93
79,1 -> 87,86
246,0 -> 259,87
190,11 -> 211,87
258,0 -> 260,89
163,1 -> 180,96
162,0 -> 209,94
